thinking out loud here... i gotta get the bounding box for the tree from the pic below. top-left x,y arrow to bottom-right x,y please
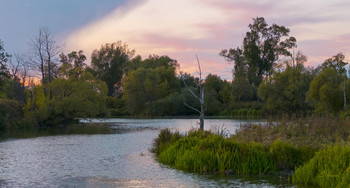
306,68 -> 344,113
30,27 -> 61,99
321,53 -> 347,73
122,55 -> 180,115
181,55 -> 205,130
59,50 -> 87,79
0,39 -> 11,92
258,64 -> 314,114
221,17 -> 296,98
204,74 -> 225,115
91,41 -> 135,96
306,53 -> 349,113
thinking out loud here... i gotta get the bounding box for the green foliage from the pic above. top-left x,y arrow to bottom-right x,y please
321,53 -> 347,73
307,68 -> 344,113
204,74 -> 229,115
0,99 -> 20,129
157,131 -> 276,174
59,50 -> 87,79
152,128 -> 182,156
105,96 -> 127,116
258,65 -> 314,114
221,17 -> 296,97
0,40 -> 11,98
24,72 -> 108,126
153,129 -> 318,175
270,139 -> 315,170
293,146 -> 350,187
123,55 -> 180,115
91,41 -> 135,96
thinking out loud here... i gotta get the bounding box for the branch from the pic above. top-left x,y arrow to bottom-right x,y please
184,102 -> 200,114
179,67 -> 200,102
196,54 -> 202,81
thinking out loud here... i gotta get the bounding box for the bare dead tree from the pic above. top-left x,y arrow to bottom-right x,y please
181,55 -> 205,130
30,27 -> 61,99
14,54 -> 30,87
7,54 -> 30,104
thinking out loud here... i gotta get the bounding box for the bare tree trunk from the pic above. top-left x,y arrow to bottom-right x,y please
30,27 -> 61,100
199,88 -> 205,130
182,55 -> 206,130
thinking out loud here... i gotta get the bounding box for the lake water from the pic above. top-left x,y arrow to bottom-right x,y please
0,118 -> 296,187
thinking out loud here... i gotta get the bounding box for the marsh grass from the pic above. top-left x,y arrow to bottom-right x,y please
152,129 -> 314,175
232,115 -> 350,147
293,146 -> 350,187
153,117 -> 350,187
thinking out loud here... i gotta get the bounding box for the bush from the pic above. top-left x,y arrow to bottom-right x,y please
270,139 -> 316,170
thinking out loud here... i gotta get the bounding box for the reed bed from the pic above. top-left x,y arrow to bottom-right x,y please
152,116 -> 350,187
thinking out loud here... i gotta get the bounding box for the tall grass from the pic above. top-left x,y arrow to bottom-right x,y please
153,117 -> 350,187
153,129 -> 313,174
232,115 -> 350,147
293,145 -> 350,187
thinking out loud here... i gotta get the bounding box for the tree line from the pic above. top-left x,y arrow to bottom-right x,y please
0,17 -> 349,129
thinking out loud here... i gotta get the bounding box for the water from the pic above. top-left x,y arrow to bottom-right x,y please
0,118 -> 296,187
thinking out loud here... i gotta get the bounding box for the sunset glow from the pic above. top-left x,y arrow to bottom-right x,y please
1,0 -> 350,80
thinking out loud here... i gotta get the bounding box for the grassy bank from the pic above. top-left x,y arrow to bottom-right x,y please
152,129 -> 315,174
152,117 -> 350,187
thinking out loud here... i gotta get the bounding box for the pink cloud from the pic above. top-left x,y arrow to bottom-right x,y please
66,0 -> 350,81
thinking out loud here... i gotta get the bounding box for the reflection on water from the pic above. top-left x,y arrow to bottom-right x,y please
0,118 -> 301,188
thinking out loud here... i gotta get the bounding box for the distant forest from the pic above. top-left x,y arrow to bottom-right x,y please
0,17 -> 349,128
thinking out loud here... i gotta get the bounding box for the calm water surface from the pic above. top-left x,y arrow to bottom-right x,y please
0,118 -> 296,187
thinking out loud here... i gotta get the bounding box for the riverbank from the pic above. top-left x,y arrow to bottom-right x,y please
152,117 -> 350,187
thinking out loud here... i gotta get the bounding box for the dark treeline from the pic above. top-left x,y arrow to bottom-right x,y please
0,17 -> 349,129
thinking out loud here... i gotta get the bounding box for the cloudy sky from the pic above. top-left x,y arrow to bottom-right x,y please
1,0 -> 350,80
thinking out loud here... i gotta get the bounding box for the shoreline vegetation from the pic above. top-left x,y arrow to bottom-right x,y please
152,116 -> 350,187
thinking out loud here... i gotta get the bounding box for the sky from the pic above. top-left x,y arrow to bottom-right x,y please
1,0 -> 350,80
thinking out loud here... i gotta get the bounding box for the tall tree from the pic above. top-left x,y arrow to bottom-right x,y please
258,64 -> 314,114
91,41 -> 135,96
30,27 -> 61,99
123,55 -> 180,115
306,53 -> 349,113
0,40 -> 11,99
59,50 -> 86,79
221,17 -> 296,98
0,40 -> 11,91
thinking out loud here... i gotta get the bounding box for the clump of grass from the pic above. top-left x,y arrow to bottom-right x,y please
152,129 -> 315,175
157,131 -> 275,174
151,128 -> 182,156
293,145 -> 350,187
269,139 -> 316,170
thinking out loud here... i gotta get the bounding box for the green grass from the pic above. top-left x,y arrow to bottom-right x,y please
293,145 -> 350,188
153,129 -> 314,175
153,117 -> 350,187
